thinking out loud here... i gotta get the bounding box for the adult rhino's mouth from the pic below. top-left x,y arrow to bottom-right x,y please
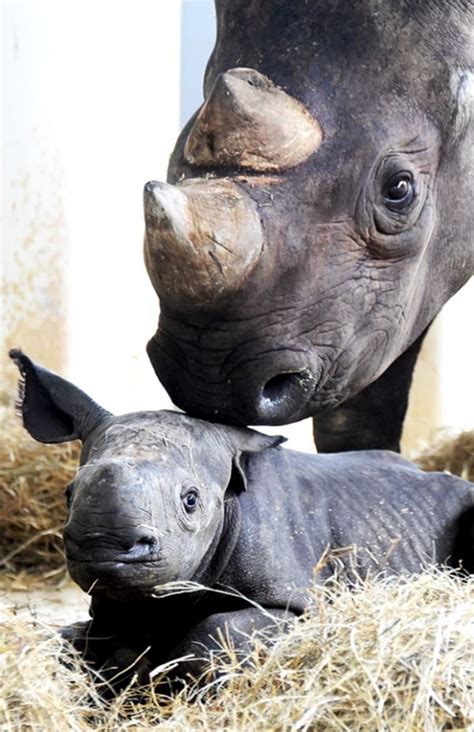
147,329 -> 321,425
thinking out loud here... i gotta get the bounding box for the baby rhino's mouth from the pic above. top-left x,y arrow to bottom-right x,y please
63,524 -> 165,598
67,557 -> 168,600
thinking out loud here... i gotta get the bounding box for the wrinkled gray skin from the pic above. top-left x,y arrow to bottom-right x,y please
145,0 -> 473,452
11,350 -> 474,693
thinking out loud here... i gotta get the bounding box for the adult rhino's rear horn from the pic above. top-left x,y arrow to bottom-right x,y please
184,67 -> 322,171
143,178 -> 263,308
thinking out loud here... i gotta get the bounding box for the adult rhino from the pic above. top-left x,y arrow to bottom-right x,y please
144,0 -> 473,452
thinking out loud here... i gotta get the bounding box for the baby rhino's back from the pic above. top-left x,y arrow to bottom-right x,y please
247,448 -> 474,580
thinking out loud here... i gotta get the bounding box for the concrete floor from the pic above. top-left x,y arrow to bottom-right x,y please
0,580 -> 89,628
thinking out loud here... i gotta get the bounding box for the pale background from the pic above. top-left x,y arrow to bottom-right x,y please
2,0 -> 472,453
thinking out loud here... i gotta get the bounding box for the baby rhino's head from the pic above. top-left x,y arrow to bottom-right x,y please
10,350 -> 283,600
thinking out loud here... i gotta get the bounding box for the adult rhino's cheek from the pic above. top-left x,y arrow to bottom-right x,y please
309,315 -> 409,412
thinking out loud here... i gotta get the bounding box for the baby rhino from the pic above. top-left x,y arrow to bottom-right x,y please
10,350 -> 474,691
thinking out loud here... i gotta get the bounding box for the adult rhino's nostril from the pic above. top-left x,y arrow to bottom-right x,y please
256,369 -> 316,424
262,370 -> 313,403
262,372 -> 302,402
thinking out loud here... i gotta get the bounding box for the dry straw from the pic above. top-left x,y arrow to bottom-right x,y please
1,570 -> 473,730
0,406 -> 79,584
415,429 -> 474,482
1,403 -> 474,728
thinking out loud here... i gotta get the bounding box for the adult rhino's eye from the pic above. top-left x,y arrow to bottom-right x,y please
383,172 -> 415,211
182,488 -> 199,513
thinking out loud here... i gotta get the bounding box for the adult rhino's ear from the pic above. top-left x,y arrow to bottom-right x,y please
225,426 -> 286,492
9,349 -> 111,444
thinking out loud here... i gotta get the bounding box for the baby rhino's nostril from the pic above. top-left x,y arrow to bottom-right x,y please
136,534 -> 157,546
63,523 -> 159,558
126,527 -> 158,553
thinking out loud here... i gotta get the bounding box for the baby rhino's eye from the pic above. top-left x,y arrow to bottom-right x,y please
64,484 -> 74,508
182,487 -> 199,513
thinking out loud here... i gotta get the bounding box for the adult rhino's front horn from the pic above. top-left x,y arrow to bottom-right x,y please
143,178 -> 263,308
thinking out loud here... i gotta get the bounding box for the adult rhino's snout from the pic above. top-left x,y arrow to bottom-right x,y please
143,178 -> 263,309
149,322 -> 319,425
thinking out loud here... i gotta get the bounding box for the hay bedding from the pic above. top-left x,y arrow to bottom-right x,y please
1,572 -> 473,730
1,405 -> 474,729
415,431 -> 474,483
0,407 -> 79,584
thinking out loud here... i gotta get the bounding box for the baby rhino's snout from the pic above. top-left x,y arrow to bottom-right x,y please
63,522 -> 159,563
63,461 -> 162,564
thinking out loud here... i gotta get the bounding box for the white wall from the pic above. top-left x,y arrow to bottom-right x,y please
437,282 -> 473,431
2,0 -> 181,414
180,0 -> 215,126
2,0 -> 472,454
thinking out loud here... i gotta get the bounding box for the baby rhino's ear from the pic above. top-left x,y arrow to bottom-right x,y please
9,349 -> 111,444
229,427 -> 286,454
223,425 -> 286,492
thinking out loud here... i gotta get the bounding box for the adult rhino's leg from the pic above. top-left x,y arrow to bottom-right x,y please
313,327 -> 430,453
165,607 -> 296,687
